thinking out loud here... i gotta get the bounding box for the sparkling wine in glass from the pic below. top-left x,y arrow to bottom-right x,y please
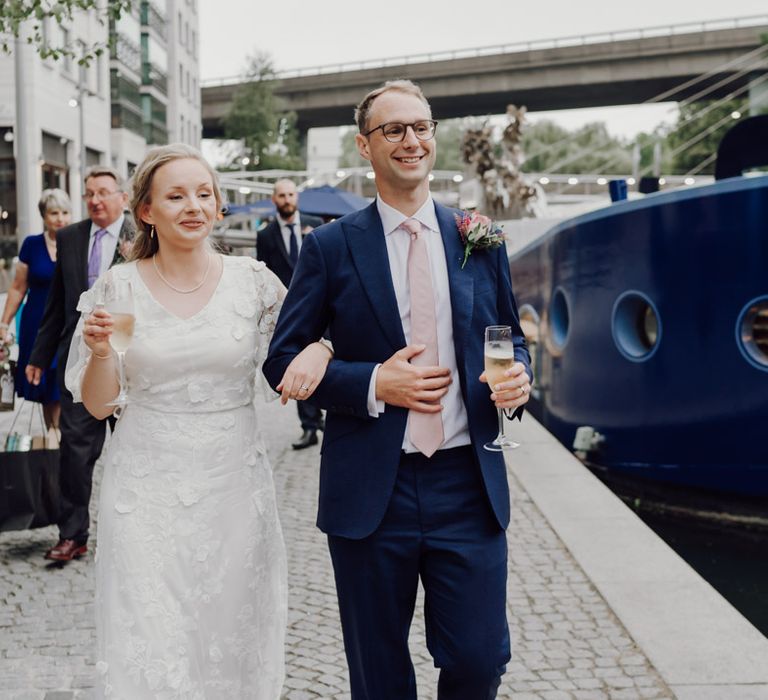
103,278 -> 135,408
109,313 -> 135,353
484,325 -> 520,452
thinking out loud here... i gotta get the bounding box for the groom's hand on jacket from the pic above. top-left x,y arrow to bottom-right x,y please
375,345 -> 451,413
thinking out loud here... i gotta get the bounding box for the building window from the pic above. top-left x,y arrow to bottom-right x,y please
141,33 -> 169,93
111,11 -> 142,75
42,132 -> 69,192
86,148 -> 101,167
142,93 -> 169,145
141,0 -> 167,41
179,64 -> 185,95
178,11 -> 183,43
62,28 -> 72,74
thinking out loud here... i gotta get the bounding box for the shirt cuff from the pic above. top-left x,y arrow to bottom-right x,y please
367,364 -> 385,417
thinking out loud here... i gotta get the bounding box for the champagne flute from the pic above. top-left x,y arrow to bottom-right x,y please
484,325 -> 520,451
102,277 -> 135,408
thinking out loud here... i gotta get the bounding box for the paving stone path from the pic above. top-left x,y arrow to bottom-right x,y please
0,398 -> 674,699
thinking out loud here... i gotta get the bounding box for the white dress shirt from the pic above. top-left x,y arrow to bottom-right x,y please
367,196 -> 471,452
277,213 -> 304,257
88,214 -> 124,278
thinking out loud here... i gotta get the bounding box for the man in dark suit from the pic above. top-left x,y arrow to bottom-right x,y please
27,165 -> 133,563
264,80 -> 532,699
257,178 -> 324,449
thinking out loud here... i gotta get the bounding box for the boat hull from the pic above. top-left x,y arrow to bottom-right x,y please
510,175 -> 768,497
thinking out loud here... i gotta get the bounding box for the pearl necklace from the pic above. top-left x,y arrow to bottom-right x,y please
152,253 -> 213,294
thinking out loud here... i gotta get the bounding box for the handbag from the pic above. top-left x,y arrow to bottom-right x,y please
0,400 -> 60,532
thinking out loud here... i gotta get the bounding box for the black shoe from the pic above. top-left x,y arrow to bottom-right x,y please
292,429 -> 318,450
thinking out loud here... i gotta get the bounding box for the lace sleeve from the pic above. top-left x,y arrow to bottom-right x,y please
64,272 -> 113,404
251,260 -> 286,401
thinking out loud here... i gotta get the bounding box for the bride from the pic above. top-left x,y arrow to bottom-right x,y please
67,144 -> 331,698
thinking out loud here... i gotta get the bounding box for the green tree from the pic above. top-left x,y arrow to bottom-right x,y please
222,52 -> 304,171
432,120 -> 467,171
338,127 -> 365,168
0,0 -> 130,64
521,120 -> 571,172
522,120 -> 633,175
632,125 -> 673,177
666,98 -> 747,175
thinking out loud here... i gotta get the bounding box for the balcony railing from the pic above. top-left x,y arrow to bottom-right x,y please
144,122 -> 169,146
111,33 -> 141,74
110,71 -> 142,110
111,104 -> 144,138
142,63 -> 168,94
141,1 -> 167,41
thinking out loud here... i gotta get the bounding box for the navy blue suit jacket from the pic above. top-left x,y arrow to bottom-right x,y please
263,201 -> 530,539
256,213 -> 324,289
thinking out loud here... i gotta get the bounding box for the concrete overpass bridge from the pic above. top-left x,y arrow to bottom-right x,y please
201,16 -> 768,138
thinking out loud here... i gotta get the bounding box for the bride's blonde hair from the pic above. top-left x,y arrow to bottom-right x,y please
128,143 -> 224,261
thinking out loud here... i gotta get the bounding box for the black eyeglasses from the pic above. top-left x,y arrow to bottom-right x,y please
362,120 -> 438,143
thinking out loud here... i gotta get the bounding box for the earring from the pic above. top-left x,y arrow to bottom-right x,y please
150,225 -> 155,239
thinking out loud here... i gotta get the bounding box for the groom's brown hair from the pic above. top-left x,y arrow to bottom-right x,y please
354,79 -> 432,134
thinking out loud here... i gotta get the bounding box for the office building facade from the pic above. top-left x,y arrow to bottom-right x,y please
0,1 -> 200,247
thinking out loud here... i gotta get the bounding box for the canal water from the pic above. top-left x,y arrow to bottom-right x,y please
636,510 -> 768,638
583,461 -> 768,638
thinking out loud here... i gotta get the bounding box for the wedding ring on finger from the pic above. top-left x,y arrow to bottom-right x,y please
299,385 -> 309,393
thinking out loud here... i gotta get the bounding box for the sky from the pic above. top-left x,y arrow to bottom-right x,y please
198,0 -> 768,139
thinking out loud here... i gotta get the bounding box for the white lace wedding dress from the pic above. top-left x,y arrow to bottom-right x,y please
66,257 -> 287,699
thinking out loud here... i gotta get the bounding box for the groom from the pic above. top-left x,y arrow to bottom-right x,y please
264,80 -> 531,699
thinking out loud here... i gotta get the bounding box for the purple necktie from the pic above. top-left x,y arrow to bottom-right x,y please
403,219 -> 444,457
88,228 -> 108,288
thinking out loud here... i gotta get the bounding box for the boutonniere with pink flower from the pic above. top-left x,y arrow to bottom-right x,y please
454,211 -> 506,269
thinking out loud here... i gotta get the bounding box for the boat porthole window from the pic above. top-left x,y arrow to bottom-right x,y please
611,291 -> 662,362
549,287 -> 570,350
736,296 -> 768,371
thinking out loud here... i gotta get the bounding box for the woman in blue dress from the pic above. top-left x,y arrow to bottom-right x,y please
0,188 -> 72,429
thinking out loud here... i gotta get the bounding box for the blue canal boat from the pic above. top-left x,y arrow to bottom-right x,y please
510,121 -> 768,502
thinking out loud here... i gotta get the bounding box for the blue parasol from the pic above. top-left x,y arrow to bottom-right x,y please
224,185 -> 369,220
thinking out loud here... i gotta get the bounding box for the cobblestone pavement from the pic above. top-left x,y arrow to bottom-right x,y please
0,398 -> 675,699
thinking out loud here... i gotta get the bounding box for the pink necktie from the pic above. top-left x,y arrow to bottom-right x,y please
403,219 -> 444,457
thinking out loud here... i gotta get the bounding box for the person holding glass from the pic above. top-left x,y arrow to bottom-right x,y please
264,80 -> 531,699
0,189 -> 72,429
26,166 -> 134,563
67,143 -> 331,698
